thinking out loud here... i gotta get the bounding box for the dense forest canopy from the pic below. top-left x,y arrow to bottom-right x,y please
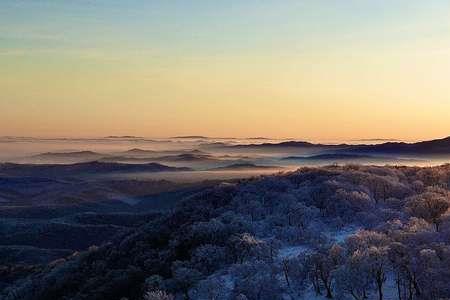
2,164 -> 450,300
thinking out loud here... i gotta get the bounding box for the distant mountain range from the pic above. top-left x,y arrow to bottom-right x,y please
105,136 -> 144,139
209,163 -> 282,171
120,148 -> 157,155
155,153 -> 217,162
281,154 -> 375,161
221,136 -> 450,156
0,161 -> 190,177
343,136 -> 450,155
230,141 -> 325,149
100,153 -> 219,164
171,135 -> 209,139
281,154 -> 420,163
17,137 -> 450,170
32,151 -> 105,161
28,149 -> 212,162
119,148 -> 207,156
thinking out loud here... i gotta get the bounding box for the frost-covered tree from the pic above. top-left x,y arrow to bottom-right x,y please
346,231 -> 390,300
143,290 -> 174,300
406,188 -> 449,231
304,245 -> 343,298
365,246 -> 389,300
227,233 -> 271,264
335,250 -> 373,300
231,261 -> 283,300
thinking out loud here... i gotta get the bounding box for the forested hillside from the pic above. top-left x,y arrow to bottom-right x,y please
3,165 -> 450,300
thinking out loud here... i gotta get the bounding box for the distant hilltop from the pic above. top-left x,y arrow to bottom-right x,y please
105,136 -> 144,139
344,136 -> 450,155
171,136 -> 209,139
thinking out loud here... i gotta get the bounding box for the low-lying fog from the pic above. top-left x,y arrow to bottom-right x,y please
0,136 -> 449,183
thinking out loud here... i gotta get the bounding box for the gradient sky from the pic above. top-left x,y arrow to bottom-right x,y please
1,1 -> 450,140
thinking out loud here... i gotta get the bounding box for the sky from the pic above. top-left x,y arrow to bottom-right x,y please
1,0 -> 450,141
